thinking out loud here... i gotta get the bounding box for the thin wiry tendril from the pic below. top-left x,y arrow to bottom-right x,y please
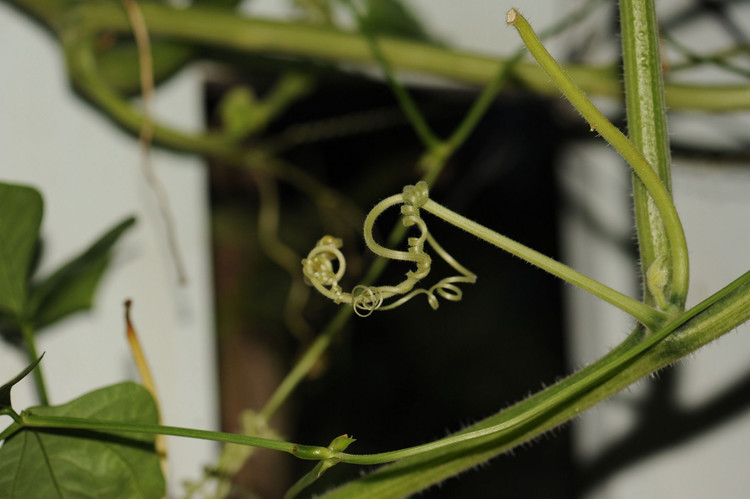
301,182 -> 476,317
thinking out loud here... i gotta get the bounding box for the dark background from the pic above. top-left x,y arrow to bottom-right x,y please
208,73 -> 573,498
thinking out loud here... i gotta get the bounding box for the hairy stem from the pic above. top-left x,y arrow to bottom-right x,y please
507,8 -> 688,314
421,200 -> 666,328
620,0 -> 687,308
322,268 -> 750,497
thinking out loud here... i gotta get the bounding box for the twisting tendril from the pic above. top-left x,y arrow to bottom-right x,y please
301,181 -> 477,317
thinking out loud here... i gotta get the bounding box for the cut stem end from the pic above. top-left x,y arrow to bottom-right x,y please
506,8 -> 518,25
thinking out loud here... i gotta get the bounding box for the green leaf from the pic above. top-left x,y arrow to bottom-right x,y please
27,217 -> 136,329
0,382 -> 165,499
0,182 -> 43,320
0,356 -> 43,414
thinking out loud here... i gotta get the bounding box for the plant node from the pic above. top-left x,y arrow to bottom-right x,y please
646,255 -> 670,311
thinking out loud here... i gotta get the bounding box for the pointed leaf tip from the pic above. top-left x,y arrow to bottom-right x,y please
28,216 -> 136,329
0,355 -> 44,412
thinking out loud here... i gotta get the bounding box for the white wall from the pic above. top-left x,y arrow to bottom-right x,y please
0,4 -> 218,493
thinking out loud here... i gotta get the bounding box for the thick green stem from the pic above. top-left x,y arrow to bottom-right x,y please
507,9 -> 688,315
620,0 -> 687,308
322,269 -> 750,497
8,0 -> 750,111
620,0 -> 672,189
64,35 -> 236,158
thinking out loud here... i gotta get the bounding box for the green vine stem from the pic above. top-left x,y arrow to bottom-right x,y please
420,197 -> 666,327
507,8 -> 689,312
6,413 -> 328,460
8,0 -> 750,112
620,0 -> 685,310
259,306 -> 351,422
19,323 -> 49,406
344,0 -> 441,150
321,268 -> 750,497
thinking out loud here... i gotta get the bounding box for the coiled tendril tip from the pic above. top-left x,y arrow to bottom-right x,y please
301,182 -> 476,317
